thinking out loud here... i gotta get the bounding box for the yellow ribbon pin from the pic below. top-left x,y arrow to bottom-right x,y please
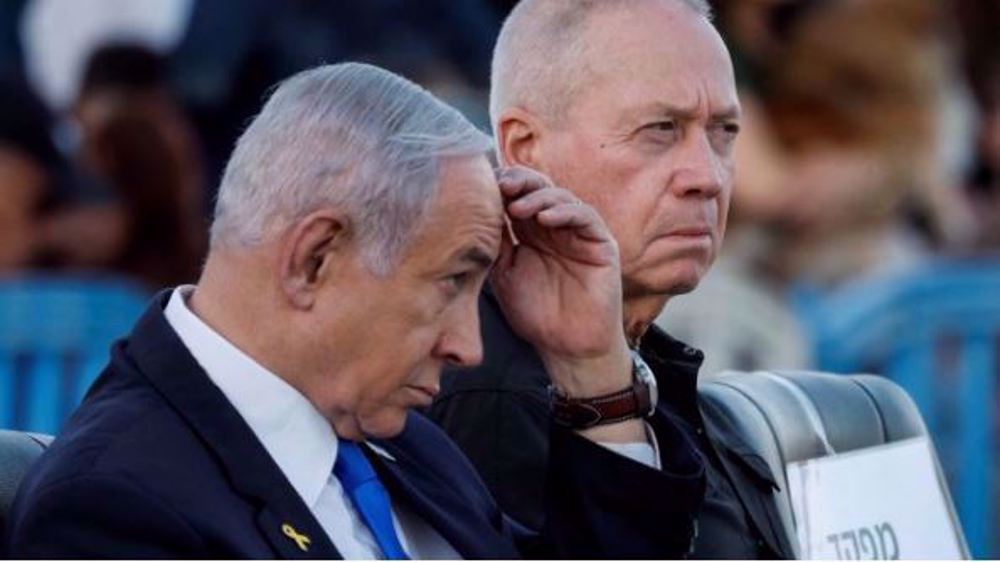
282,523 -> 312,552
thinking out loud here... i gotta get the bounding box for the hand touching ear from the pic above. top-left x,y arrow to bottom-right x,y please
490,166 -> 631,399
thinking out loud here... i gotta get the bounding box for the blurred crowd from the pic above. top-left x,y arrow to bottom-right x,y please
0,0 -> 998,366
0,0 -> 513,289
658,0 -> 1000,375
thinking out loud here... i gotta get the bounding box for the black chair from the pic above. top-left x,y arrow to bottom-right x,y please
699,370 -> 969,558
0,430 -> 53,546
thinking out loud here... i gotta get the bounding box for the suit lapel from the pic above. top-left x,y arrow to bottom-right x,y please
701,403 -> 796,559
125,292 -> 340,559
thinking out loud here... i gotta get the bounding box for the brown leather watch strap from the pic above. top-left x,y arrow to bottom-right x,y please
550,377 -> 653,429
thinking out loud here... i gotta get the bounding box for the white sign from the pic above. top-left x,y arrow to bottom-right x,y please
787,436 -> 966,559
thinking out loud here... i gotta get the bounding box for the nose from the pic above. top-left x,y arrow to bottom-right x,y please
670,132 -> 724,199
434,297 -> 484,368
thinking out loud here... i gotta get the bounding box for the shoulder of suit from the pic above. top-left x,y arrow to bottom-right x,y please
31,362 -> 218,498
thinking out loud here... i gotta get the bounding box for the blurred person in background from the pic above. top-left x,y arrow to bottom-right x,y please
0,0 -> 29,84
171,0 -> 500,194
658,0 -> 978,374
42,43 -> 206,289
18,0 -> 193,111
760,0 -> 975,285
75,43 -> 206,287
0,79 -> 59,272
14,0 -> 501,215
953,0 -> 1000,249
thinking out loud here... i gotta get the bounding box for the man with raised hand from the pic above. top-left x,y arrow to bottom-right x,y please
429,0 -> 794,558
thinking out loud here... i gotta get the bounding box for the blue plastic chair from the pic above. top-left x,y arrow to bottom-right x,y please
794,258 -> 1000,558
0,275 -> 150,435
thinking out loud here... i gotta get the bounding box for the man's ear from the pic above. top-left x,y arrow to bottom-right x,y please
278,210 -> 350,310
496,107 -> 547,171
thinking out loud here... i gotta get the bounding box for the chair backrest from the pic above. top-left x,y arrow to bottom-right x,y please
0,275 -> 149,434
0,430 -> 53,544
793,258 -> 1000,558
699,370 -> 969,559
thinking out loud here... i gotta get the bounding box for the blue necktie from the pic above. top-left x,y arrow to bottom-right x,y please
333,440 -> 410,560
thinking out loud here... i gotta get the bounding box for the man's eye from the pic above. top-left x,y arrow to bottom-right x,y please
442,271 -> 471,292
638,120 -> 680,145
709,122 -> 740,151
646,120 -> 677,132
711,122 -> 740,138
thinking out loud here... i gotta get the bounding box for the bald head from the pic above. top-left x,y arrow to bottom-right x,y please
489,0 -> 713,131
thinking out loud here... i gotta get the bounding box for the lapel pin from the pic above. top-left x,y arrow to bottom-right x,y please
282,523 -> 311,552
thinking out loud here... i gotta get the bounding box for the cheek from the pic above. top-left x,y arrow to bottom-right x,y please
716,196 -> 731,239
352,380 -> 427,439
555,161 -> 649,254
354,324 -> 441,398
714,178 -> 734,234
606,209 -> 647,263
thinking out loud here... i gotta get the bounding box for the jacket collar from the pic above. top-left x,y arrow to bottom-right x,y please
639,325 -> 705,423
124,290 -> 340,559
641,325 -> 776,466
640,326 -> 795,559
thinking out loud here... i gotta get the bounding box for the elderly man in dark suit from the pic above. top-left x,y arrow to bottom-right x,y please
5,62 -> 705,558
428,0 -> 795,558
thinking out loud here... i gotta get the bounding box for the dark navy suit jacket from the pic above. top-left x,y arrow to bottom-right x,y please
5,292 -> 705,558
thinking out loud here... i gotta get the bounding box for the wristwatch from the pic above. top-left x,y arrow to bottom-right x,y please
550,350 -> 659,429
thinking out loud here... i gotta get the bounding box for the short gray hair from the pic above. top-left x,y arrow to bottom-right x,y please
211,62 -> 492,274
489,0 -> 713,130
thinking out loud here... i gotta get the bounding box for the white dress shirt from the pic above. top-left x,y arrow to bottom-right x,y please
164,286 -> 659,559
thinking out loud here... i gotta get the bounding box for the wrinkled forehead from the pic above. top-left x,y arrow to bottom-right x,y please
413,155 -> 503,252
578,3 -> 737,108
441,155 -> 503,219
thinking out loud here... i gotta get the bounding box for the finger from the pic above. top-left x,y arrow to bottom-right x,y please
496,166 -> 554,199
506,186 -> 577,219
536,203 -> 611,242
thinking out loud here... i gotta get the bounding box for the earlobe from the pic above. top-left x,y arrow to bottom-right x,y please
497,108 -> 544,170
279,211 -> 349,310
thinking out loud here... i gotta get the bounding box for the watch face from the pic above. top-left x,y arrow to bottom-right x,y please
632,351 -> 658,415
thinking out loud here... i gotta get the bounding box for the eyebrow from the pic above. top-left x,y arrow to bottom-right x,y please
458,246 -> 497,270
620,101 -> 742,126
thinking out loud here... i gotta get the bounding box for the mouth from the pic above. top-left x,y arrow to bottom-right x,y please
404,384 -> 439,406
664,225 -> 713,238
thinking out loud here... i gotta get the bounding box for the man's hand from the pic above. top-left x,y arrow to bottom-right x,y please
490,166 -> 632,399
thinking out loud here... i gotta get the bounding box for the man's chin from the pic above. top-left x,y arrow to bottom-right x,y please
356,409 -> 409,440
624,266 -> 707,300
624,250 -> 713,296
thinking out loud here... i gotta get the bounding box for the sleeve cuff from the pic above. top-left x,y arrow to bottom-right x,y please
596,421 -> 661,470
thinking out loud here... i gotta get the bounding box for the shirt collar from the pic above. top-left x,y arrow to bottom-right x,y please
163,286 -> 337,507
640,324 -> 704,423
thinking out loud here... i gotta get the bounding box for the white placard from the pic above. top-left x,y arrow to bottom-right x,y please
787,436 -> 965,559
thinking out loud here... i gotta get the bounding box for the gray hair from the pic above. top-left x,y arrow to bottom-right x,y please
211,62 -> 492,274
489,0 -> 713,130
